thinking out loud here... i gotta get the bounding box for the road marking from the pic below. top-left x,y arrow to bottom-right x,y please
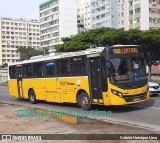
149,106 -> 160,110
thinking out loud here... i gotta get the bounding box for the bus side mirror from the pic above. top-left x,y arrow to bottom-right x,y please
147,73 -> 149,76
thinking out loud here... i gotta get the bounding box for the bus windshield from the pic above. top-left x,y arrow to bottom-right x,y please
109,55 -> 147,83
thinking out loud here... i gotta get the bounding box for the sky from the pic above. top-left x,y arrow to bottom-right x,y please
0,0 -> 44,19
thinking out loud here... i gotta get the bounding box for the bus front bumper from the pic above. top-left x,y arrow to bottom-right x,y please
108,91 -> 150,106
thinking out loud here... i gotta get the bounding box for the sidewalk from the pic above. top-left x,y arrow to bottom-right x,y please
0,102 -> 159,142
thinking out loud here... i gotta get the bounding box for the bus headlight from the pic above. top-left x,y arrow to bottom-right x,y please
111,89 -> 123,98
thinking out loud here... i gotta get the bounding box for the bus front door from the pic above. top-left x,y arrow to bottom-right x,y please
16,67 -> 23,98
89,58 -> 103,103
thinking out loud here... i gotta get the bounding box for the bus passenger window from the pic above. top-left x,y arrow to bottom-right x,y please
9,66 -> 16,79
33,62 -> 44,77
70,63 -> 85,75
70,56 -> 86,75
46,62 -> 55,76
57,59 -> 69,76
23,64 -> 32,78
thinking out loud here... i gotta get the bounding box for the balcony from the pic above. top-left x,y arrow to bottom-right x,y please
149,22 -> 160,28
149,3 -> 160,9
129,24 -> 133,29
149,13 -> 160,19
129,15 -> 133,20
134,3 -> 140,9
135,22 -> 141,28
134,13 -> 141,19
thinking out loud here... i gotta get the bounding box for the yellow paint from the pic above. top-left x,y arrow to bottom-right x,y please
8,76 -> 149,106
8,76 -> 90,104
93,99 -> 98,103
99,99 -> 103,103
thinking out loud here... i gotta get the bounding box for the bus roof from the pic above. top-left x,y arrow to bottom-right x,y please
8,45 -> 140,66
8,47 -> 105,66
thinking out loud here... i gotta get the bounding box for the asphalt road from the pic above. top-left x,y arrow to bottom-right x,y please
0,86 -> 160,132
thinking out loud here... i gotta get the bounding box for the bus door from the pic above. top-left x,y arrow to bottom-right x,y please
16,65 -> 23,98
89,58 -> 103,103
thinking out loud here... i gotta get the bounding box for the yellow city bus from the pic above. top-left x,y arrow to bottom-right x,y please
8,45 -> 150,110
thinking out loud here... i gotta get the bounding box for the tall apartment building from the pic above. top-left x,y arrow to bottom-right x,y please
128,0 -> 160,30
0,18 -> 40,65
81,0 -> 92,30
90,0 -> 127,29
77,0 -> 85,33
40,0 -> 78,52
0,67 -> 8,83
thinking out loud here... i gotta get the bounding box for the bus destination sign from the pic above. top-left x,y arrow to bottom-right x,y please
113,47 -> 139,54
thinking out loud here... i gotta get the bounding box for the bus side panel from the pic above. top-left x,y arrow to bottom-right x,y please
102,79 -> 113,106
102,91 -> 111,106
45,78 -> 61,102
56,77 -> 68,103
22,79 -> 31,99
31,78 -> 45,100
22,79 -> 45,100
65,76 -> 90,103
8,79 -> 19,98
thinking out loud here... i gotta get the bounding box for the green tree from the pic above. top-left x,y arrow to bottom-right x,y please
17,47 -> 48,61
55,28 -> 160,70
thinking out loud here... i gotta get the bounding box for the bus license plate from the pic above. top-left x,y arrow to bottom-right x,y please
133,98 -> 140,101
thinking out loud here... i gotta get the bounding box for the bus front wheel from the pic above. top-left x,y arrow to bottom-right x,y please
79,92 -> 92,111
29,90 -> 37,104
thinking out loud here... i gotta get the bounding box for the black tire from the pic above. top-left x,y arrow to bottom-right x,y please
29,90 -> 37,104
77,96 -> 81,108
79,92 -> 92,111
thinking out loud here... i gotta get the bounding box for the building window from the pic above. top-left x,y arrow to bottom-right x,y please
129,20 -> 133,24
102,14 -> 105,18
135,8 -> 141,14
135,18 -> 140,23
129,10 -> 133,15
101,6 -> 105,10
129,1 -> 133,6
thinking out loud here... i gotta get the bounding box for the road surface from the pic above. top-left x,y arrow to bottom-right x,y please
0,86 -> 160,131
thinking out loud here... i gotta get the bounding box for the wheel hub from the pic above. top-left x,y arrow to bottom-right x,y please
82,97 -> 88,106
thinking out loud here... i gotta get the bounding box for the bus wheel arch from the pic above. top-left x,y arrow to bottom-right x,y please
76,90 -> 92,111
28,88 -> 37,104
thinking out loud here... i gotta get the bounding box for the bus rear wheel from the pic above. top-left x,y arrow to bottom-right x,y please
29,90 -> 37,104
79,92 -> 92,111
